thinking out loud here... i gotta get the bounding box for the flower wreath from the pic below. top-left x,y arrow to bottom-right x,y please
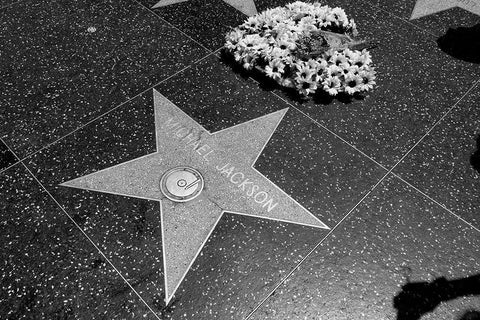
224,1 -> 377,97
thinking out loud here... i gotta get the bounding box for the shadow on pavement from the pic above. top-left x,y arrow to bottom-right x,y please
393,273 -> 480,320
437,23 -> 480,64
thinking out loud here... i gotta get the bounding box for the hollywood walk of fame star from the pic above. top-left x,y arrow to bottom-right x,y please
152,0 -> 258,16
61,89 -> 329,304
410,0 -> 480,19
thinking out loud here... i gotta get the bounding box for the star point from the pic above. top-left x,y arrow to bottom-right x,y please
410,0 -> 480,20
152,0 -> 258,16
61,89 -> 328,305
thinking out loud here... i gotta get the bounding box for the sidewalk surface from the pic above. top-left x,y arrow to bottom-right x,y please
0,0 -> 479,319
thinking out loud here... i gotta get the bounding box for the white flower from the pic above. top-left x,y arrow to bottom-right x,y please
243,16 -> 262,31
330,52 -> 348,67
275,34 -> 296,51
312,59 -> 328,75
295,62 -> 316,80
344,72 -> 363,94
268,47 -> 290,60
298,16 -> 318,33
295,76 -> 318,95
223,1 -> 375,97
323,76 -> 341,95
327,7 -> 348,26
287,1 -> 313,14
360,49 -> 373,65
265,58 -> 285,80
358,70 -> 376,91
238,34 -> 268,55
326,65 -> 343,77
225,29 -> 245,50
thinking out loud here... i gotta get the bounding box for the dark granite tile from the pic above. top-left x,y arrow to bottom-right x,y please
155,54 -> 287,132
250,175 -> 480,320
394,85 -> 480,230
165,213 -> 328,319
252,0 -> 480,168
22,92 -> 166,313
254,107 -> 387,227
142,0 -> 247,50
0,0 -> 208,159
0,139 -> 17,171
0,164 -> 157,319
367,0 -> 480,36
24,83 -> 387,317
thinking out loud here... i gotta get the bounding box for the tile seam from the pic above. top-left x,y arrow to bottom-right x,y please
1,136 -> 164,319
9,49 -> 219,165
391,172 -> 480,234
243,169 -> 392,319
129,0 -> 214,53
244,77 -> 480,319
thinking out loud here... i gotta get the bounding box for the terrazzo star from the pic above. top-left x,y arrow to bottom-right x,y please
61,89 -> 328,305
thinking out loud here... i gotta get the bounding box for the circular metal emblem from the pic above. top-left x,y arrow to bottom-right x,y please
160,167 -> 204,202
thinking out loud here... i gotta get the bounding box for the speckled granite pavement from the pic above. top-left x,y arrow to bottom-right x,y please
0,0 -> 479,319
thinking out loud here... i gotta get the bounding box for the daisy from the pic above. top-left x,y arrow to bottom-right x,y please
243,16 -> 262,31
358,70 -> 376,91
344,72 -> 363,94
225,29 -> 245,50
330,52 -> 348,67
326,65 -> 343,77
298,16 -> 318,33
344,64 -> 360,75
276,35 -> 296,51
268,47 -> 290,60
238,34 -> 262,50
296,76 -> 318,96
328,7 -> 348,26
287,1 -> 312,15
265,58 -> 285,80
322,76 -> 341,95
346,19 -> 359,37
295,62 -> 316,80
349,50 -> 371,68
313,59 -> 328,75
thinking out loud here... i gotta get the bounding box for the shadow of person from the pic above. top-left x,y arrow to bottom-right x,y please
459,310 -> 480,320
393,273 -> 480,320
471,134 -> 480,174
437,23 -> 480,64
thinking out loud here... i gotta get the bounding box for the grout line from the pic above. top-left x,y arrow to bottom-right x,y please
1,136 -> 163,319
213,51 -> 390,172
242,67 -> 480,320
391,172 -> 480,234
129,0 -> 214,53
385,78 -> 480,174
11,50 -> 219,165
243,170 -> 391,319
357,0 -> 439,38
21,162 -> 164,320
